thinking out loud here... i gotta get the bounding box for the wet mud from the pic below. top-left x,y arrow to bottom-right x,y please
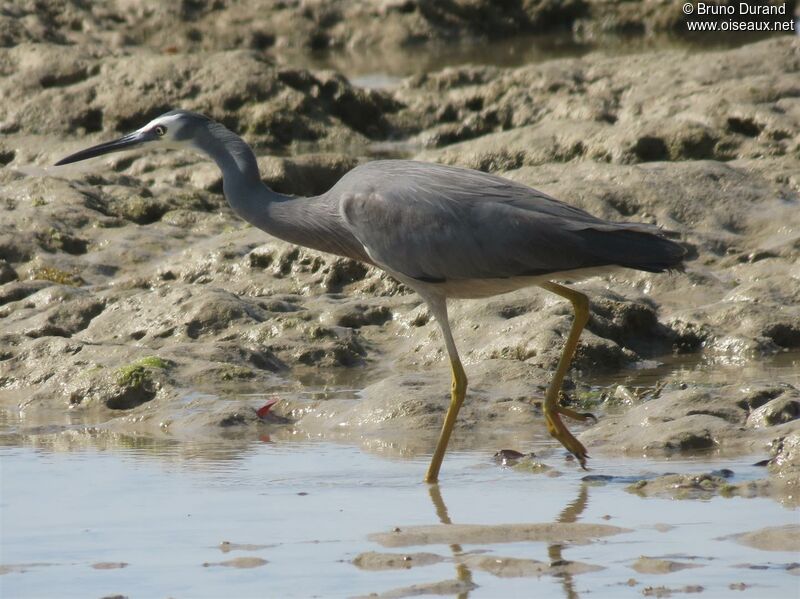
2,34 -> 798,493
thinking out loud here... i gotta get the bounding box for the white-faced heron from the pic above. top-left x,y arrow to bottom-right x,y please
55,110 -> 685,482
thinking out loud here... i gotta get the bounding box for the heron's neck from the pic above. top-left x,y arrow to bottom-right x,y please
197,122 -> 271,198
197,122 -> 291,229
197,123 -> 367,261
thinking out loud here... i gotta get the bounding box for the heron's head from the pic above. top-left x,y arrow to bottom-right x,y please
54,109 -> 210,166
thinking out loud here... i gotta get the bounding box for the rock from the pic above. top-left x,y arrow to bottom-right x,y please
732,525 -> 800,552
259,153 -> 361,197
459,553 -> 603,577
411,39 -> 798,164
747,392 -> 800,428
631,557 -> 703,575
360,577 -> 475,599
768,430 -> 800,504
626,472 -> 737,500
327,303 -> 393,329
0,281 -> 52,306
738,386 -> 793,412
321,258 -> 371,293
0,1 -> 591,56
352,551 -> 444,571
4,46 -> 395,153
2,286 -> 105,337
580,387 -> 755,455
218,542 -> 272,553
0,259 -> 17,283
202,557 -> 268,568
508,456 -> 556,475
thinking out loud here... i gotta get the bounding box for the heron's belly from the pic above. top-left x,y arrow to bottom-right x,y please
427,266 -> 621,299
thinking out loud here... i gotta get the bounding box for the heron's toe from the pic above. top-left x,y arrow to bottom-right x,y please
557,406 -> 598,424
545,409 -> 590,469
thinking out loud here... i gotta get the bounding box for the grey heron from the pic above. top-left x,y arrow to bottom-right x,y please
55,110 -> 685,482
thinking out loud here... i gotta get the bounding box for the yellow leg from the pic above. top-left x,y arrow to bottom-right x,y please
539,282 -> 592,468
423,295 -> 468,483
425,357 -> 467,483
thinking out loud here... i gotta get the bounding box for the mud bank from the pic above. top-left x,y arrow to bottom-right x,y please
0,7 -> 798,502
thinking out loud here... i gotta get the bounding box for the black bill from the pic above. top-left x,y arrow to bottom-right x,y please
54,130 -> 156,166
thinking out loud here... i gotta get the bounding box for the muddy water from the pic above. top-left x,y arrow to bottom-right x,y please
1,354 -> 799,597
2,353 -> 800,598
2,438 -> 798,598
292,32 -> 777,83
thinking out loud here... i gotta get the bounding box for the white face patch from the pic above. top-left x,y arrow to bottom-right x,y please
137,114 -> 185,142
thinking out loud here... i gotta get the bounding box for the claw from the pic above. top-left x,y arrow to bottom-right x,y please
545,408 -> 590,469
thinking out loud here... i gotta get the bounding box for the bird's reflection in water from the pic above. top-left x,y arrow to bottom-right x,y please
428,484 -> 475,599
548,483 -> 590,599
425,481 -> 591,599
363,481 -> 593,598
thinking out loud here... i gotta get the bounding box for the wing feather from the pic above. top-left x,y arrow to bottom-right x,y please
335,160 -> 683,282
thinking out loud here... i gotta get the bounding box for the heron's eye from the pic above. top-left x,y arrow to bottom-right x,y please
154,125 -> 167,137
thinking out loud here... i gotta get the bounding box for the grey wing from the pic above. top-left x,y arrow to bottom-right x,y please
335,161 -> 684,282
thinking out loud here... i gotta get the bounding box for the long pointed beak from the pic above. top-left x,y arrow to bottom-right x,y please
54,130 -> 157,166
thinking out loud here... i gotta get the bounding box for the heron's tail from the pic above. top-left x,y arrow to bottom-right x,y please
578,225 -> 687,273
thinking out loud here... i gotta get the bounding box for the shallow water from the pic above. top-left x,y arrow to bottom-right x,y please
2,353 -> 798,597
1,438 -> 798,598
290,32 -> 782,85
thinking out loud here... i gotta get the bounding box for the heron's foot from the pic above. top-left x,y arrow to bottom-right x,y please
544,408 -> 590,469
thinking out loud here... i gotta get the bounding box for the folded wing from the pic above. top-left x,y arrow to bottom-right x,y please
336,161 -> 684,282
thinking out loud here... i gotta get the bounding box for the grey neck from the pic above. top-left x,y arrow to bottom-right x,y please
194,121 -> 292,232
193,121 -> 369,263
194,121 -> 273,201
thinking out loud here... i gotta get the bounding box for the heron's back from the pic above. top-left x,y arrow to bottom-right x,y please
330,160 -> 685,287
